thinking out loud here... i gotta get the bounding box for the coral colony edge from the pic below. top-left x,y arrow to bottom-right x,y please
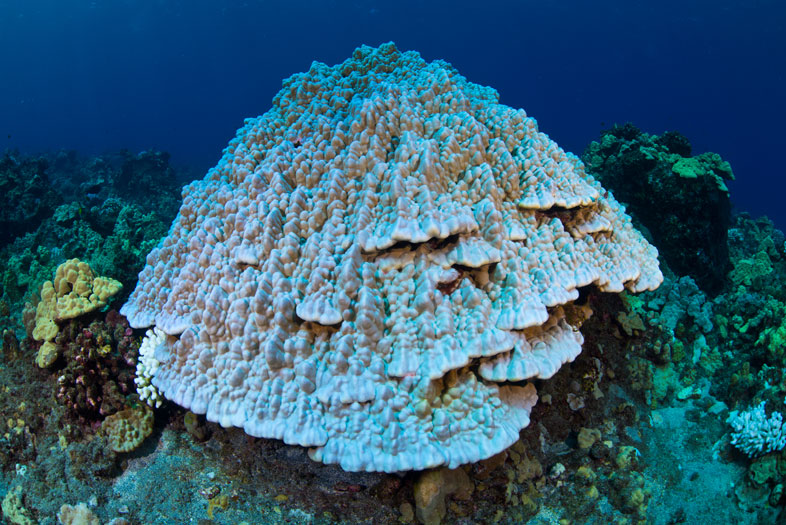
122,42 -> 662,472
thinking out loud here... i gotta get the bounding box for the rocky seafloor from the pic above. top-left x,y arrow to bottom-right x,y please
1,125 -> 784,524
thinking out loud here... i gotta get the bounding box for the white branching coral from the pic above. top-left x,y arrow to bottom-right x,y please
121,43 -> 662,472
727,401 -> 786,457
135,327 -> 164,408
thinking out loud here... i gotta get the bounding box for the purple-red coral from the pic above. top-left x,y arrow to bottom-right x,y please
55,310 -> 138,423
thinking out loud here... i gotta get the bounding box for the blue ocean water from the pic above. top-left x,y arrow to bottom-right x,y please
1,1 -> 784,227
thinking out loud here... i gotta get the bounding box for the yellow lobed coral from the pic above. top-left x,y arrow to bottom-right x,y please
35,341 -> 58,368
31,258 -> 122,367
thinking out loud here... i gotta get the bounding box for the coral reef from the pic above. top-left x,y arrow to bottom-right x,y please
0,47 -> 785,525
0,150 -> 181,340
583,130 -> 786,517
0,143 -> 774,521
0,152 -> 61,245
622,211 -> 786,416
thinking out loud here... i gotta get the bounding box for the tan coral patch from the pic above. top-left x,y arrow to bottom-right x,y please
100,405 -> 153,453
31,259 -> 122,367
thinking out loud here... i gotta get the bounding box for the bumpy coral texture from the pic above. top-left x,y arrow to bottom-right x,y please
32,258 -> 123,368
32,258 -> 123,341
101,405 -> 154,453
122,43 -> 662,472
727,401 -> 786,457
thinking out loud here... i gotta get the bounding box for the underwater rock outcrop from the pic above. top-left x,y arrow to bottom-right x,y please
583,124 -> 734,294
122,43 -> 662,472
0,153 -> 61,246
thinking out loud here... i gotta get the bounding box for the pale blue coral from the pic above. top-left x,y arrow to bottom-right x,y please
727,400 -> 786,457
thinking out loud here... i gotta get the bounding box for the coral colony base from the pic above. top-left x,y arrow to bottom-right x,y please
122,43 -> 662,472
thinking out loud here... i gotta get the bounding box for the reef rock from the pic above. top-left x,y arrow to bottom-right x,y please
582,124 -> 733,293
0,153 -> 60,246
122,43 -> 662,472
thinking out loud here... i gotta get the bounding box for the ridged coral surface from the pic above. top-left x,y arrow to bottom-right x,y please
121,43 -> 662,472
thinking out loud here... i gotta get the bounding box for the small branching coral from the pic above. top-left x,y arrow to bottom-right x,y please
727,400 -> 786,457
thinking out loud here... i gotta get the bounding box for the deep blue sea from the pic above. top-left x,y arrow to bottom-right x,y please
1,0 -> 784,227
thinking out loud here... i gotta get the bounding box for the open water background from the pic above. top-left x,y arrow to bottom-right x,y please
0,0 -> 783,227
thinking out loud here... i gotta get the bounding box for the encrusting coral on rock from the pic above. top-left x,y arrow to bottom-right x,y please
122,43 -> 662,472
100,404 -> 154,453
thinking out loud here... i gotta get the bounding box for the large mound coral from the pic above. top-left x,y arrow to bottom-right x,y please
122,43 -> 662,472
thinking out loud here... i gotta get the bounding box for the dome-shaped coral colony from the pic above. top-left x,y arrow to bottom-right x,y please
121,42 -> 662,472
